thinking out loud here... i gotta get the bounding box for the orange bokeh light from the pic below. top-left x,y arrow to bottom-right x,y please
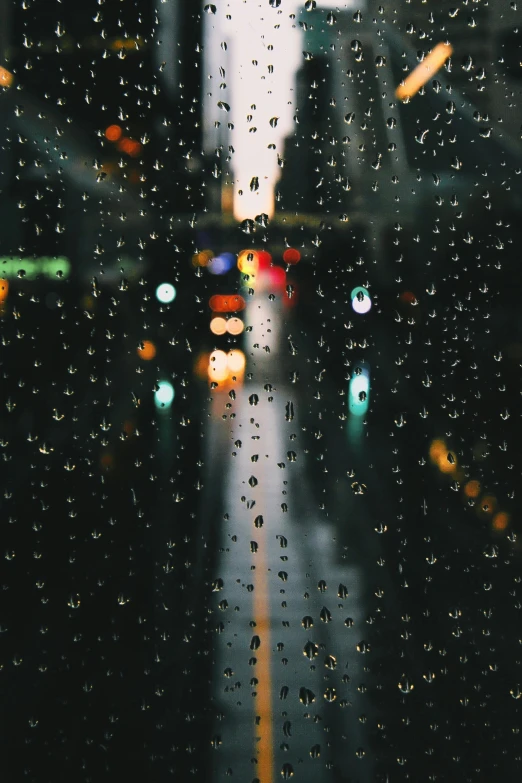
0,67 -> 14,88
117,137 -> 142,157
191,249 -> 213,267
194,351 -> 210,380
493,511 -> 510,531
137,340 -> 156,361
464,480 -> 481,499
105,124 -> 122,142
237,249 -> 259,276
209,294 -> 246,313
0,278 -> 9,302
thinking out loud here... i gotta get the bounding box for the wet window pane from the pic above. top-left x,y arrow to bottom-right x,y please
2,1 -> 522,780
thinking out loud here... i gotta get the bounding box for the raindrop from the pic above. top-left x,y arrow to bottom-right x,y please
302,616 -> 314,629
351,481 -> 367,495
338,583 -> 348,598
204,4 -> 217,13
249,394 -> 259,406
299,687 -> 316,705
398,675 -> 414,694
303,640 -> 319,659
254,515 -> 264,528
320,606 -> 332,623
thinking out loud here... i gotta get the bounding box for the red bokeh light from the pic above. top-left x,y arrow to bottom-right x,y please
283,248 -> 301,265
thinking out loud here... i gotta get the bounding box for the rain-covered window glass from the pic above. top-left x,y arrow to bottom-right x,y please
2,0 -> 522,781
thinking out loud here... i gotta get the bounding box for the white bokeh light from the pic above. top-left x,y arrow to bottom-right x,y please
154,381 -> 175,408
155,283 -> 177,304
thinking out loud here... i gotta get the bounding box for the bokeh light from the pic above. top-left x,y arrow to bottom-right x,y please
137,340 -> 156,361
227,349 -> 246,374
192,249 -> 214,268
227,317 -> 244,336
493,511 -> 510,531
464,480 -> 481,499
208,350 -> 229,383
351,286 -> 371,315
105,124 -> 122,141
154,381 -> 175,408
283,248 -> 301,264
207,253 -> 236,275
210,316 -> 227,336
155,283 -> 176,303
237,249 -> 259,276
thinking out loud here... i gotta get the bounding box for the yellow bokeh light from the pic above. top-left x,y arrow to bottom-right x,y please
191,249 -> 214,268
210,316 -> 227,336
429,438 -> 446,463
237,249 -> 259,277
227,317 -> 244,336
208,349 -> 229,383
0,278 -> 9,302
227,349 -> 246,374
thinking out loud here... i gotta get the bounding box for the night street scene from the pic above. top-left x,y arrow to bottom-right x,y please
2,1 -> 522,781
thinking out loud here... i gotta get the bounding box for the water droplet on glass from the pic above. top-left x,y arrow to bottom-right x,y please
299,687 -> 316,705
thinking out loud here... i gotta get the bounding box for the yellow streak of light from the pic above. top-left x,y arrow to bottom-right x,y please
396,43 -> 453,101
